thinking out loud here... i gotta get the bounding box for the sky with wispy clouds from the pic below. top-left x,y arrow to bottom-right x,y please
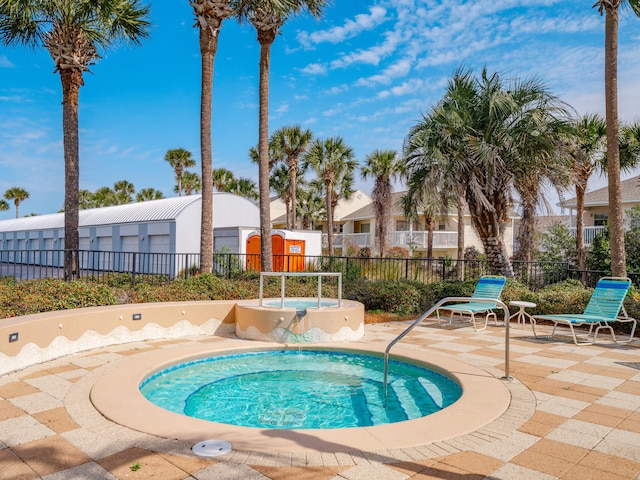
1,0 -> 639,218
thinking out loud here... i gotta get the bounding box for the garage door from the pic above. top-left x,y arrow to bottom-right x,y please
97,237 -> 113,270
148,235 -> 170,274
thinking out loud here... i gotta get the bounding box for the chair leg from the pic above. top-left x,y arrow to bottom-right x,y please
530,317 -> 539,338
615,318 -> 637,343
593,324 -> 616,343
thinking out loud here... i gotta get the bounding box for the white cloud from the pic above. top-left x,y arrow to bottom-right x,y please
297,6 -> 388,48
300,63 -> 327,75
355,58 -> 413,87
377,78 -> 425,99
276,103 -> 289,114
322,103 -> 344,117
324,84 -> 349,95
0,55 -> 15,68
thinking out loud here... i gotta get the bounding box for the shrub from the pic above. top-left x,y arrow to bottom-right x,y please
530,279 -> 592,315
387,247 -> 409,259
0,278 -> 118,318
345,280 -> 421,315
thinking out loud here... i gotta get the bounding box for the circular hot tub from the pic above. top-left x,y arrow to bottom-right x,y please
90,343 -> 512,453
139,349 -> 462,429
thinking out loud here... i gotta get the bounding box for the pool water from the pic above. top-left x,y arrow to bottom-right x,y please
140,350 -> 462,429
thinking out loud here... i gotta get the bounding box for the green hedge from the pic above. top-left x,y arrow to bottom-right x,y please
1,275 -> 638,336
0,278 -> 118,318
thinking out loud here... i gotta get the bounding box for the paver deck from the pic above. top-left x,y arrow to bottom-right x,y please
1,318 -> 639,479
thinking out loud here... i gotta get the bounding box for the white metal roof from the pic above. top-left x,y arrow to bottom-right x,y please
0,195 -> 202,233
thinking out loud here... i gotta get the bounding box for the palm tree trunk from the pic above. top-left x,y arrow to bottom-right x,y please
575,183 -> 586,270
258,40 -> 273,271
456,192 -> 465,281
60,69 -> 82,280
198,25 -> 218,275
289,160 -> 297,229
605,6 -> 626,277
469,200 -> 514,278
426,217 -> 434,270
515,195 -> 537,263
326,186 -> 334,255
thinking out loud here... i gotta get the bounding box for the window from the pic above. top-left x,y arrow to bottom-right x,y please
396,220 -> 408,231
359,223 -> 370,233
438,220 -> 446,231
594,213 -> 608,226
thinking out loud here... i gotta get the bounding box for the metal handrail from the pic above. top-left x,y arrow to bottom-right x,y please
383,297 -> 512,395
258,271 -> 342,309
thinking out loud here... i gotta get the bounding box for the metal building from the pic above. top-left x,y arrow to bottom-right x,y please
0,193 -> 260,276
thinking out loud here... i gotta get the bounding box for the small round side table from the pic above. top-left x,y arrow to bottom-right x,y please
509,300 -> 537,329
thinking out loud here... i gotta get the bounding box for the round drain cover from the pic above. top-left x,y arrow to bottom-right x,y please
192,440 -> 232,457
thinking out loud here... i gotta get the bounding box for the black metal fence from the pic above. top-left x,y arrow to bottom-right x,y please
2,249 -> 638,290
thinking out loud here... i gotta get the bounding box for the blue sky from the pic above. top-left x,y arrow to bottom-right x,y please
1,0 -> 639,219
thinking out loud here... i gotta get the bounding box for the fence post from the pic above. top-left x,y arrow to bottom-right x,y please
227,254 -> 232,279
132,253 -> 137,286
405,258 -> 409,280
441,259 -> 446,281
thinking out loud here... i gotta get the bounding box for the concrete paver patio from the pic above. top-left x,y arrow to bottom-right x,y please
1,318 -> 639,479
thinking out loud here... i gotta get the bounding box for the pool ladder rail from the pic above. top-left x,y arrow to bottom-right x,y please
383,297 -> 512,396
258,271 -> 342,309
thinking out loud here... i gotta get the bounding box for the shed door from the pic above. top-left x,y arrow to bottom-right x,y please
121,236 -> 139,272
97,237 -> 113,271
148,235 -> 170,275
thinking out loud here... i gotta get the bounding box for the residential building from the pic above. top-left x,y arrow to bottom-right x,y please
558,175 -> 640,244
272,190 -> 518,258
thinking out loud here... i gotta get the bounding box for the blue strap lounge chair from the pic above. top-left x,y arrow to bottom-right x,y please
435,275 -> 507,331
531,277 -> 637,345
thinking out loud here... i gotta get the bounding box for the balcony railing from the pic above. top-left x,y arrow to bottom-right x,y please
322,231 -> 458,250
569,226 -> 606,245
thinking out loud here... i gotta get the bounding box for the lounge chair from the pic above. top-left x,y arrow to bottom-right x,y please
435,275 -> 507,331
531,277 -> 637,345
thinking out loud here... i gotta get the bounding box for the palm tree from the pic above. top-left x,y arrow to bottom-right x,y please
593,0 -> 640,276
236,0 -> 327,270
403,100 -> 467,278
361,150 -> 404,257
406,68 -> 570,277
568,114 -> 607,270
567,116 -> 640,270
304,137 -> 357,255
178,171 -> 202,195
113,180 -> 135,204
164,148 -> 196,197
229,177 -> 259,202
136,188 -> 164,202
0,199 -> 9,213
4,187 -> 30,218
191,0 -> 234,275
272,125 -> 313,229
297,184 -> 325,230
511,103 -> 573,263
270,163 -> 293,225
620,120 -> 640,166
212,168 -> 235,191
0,0 -> 150,278
93,186 -> 118,207
78,189 -> 95,209
400,186 -> 442,262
